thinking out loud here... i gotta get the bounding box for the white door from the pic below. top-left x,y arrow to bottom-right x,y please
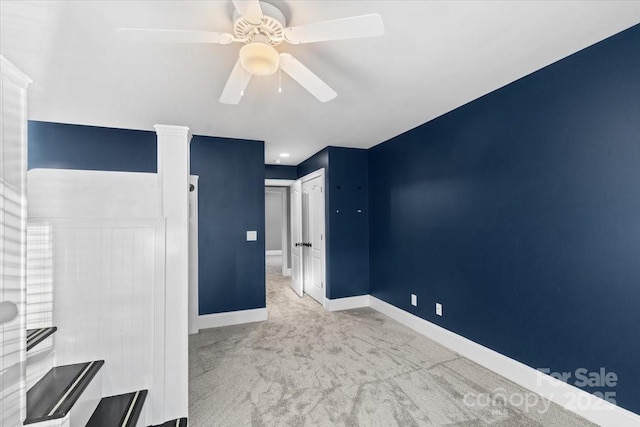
289,180 -> 303,297
301,173 -> 325,304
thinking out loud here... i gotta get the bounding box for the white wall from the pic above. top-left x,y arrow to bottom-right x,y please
265,189 -> 283,252
52,220 -> 163,417
25,222 -> 55,392
28,169 -> 160,218
28,168 -> 166,425
26,222 -> 53,329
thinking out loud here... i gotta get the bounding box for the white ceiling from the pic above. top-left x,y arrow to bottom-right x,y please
2,1 -> 639,165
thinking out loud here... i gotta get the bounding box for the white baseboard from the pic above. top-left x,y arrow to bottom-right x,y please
368,296 -> 640,427
266,250 -> 282,256
198,308 -> 268,329
325,295 -> 370,312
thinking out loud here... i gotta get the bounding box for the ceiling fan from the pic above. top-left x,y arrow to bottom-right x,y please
117,0 -> 384,104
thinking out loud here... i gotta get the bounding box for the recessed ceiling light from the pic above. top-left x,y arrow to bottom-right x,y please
279,153 -> 290,158
275,159 -> 281,164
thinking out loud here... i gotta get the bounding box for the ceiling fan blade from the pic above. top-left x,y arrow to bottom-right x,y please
219,58 -> 252,105
117,28 -> 234,44
232,0 -> 263,25
283,13 -> 384,44
279,53 -> 337,102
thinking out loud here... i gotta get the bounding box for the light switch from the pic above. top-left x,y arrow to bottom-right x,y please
246,231 -> 257,241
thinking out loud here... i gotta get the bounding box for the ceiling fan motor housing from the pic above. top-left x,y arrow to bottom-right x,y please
233,1 -> 286,46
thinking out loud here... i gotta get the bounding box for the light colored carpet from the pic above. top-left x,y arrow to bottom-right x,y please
189,255 -> 594,427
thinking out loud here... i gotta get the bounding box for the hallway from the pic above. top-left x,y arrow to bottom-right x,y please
188,256 -> 592,426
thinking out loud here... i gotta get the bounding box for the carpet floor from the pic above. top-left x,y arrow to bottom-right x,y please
189,255 -> 593,426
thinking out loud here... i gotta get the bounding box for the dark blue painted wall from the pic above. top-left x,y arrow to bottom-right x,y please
28,122 -> 157,172
326,148 -> 369,298
28,121 -> 265,315
297,147 -> 369,299
265,164 -> 297,180
297,147 -> 329,179
369,24 -> 640,414
191,136 -> 265,314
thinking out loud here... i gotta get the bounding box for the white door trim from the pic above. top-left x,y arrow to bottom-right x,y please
265,184 -> 290,276
289,180 -> 303,297
265,179 -> 295,187
299,168 -> 326,307
188,175 -> 199,335
299,169 -> 324,184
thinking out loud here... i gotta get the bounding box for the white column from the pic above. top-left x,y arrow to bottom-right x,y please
155,124 -> 191,421
1,54 -> 32,427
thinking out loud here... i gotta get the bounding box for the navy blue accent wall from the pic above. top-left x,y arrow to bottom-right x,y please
297,147 -> 329,178
297,147 -> 369,299
369,24 -> 640,414
327,148 -> 369,298
191,136 -> 265,314
265,164 -> 297,180
28,121 -> 265,316
28,122 -> 156,172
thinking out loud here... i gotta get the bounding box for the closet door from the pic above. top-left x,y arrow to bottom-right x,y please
0,55 -> 31,427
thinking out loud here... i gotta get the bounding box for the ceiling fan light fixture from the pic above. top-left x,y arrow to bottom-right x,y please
239,42 -> 280,76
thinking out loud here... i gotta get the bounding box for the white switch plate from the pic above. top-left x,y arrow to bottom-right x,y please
246,230 -> 257,241
436,303 -> 443,316
411,294 -> 417,306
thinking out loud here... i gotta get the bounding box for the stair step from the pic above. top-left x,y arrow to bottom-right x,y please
149,418 -> 187,427
26,326 -> 57,351
87,390 -> 148,427
25,360 -> 104,424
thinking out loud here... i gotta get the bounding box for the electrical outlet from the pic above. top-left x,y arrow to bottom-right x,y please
411,294 -> 417,307
436,303 -> 443,316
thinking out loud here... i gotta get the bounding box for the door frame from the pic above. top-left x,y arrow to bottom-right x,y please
289,179 -> 303,297
298,168 -> 327,307
265,179 -> 293,276
264,186 -> 289,275
188,175 -> 199,335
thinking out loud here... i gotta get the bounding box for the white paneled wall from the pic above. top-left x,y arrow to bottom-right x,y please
26,223 -> 54,329
25,335 -> 53,390
50,219 -> 164,425
25,223 -> 56,390
28,169 -> 168,425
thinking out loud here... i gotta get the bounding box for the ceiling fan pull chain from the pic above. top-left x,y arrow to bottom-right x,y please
240,67 -> 244,97
278,67 -> 282,93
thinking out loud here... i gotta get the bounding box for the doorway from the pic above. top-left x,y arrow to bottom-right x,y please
290,169 -> 326,305
265,186 -> 290,276
264,181 -> 292,277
